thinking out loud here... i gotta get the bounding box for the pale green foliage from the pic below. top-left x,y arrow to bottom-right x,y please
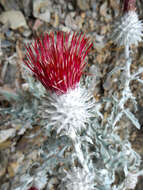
1,64 -> 143,190
0,75 -> 45,134
1,14 -> 143,189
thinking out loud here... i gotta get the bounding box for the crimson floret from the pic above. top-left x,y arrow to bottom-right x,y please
28,187 -> 38,190
123,0 -> 136,12
24,32 -> 92,95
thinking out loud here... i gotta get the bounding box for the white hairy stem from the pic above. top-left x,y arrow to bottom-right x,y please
70,128 -> 89,173
118,44 -> 132,110
124,45 -> 131,89
42,86 -> 95,173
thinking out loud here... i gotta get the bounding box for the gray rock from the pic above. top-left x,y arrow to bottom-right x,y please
22,29 -> 32,37
21,0 -> 32,17
0,183 -> 10,190
46,177 -> 58,189
91,0 -> 97,11
59,25 -> 71,33
5,29 -> 13,38
4,62 -> 17,85
33,0 -> 52,22
77,0 -> 90,11
65,12 -> 78,30
0,0 -> 19,11
0,10 -> 28,30
1,40 -> 13,48
0,129 -> 16,143
68,2 -> 74,11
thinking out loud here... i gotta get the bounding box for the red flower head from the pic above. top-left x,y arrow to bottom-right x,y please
123,0 -> 136,12
24,32 -> 92,95
28,187 -> 38,190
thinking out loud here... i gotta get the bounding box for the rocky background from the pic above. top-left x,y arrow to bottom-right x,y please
0,0 -> 143,189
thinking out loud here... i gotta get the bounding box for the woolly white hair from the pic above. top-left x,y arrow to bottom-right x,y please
62,167 -> 96,190
112,11 -> 143,47
15,168 -> 47,190
42,86 -> 95,136
124,172 -> 138,189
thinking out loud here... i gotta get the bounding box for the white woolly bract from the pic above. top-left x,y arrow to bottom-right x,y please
63,167 -> 96,190
124,172 -> 138,189
34,170 -> 47,189
15,169 -> 47,190
42,86 -> 95,136
112,11 -> 143,47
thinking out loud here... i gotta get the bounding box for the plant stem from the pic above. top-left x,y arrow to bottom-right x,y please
118,45 -> 132,109
124,45 -> 131,91
70,128 -> 89,173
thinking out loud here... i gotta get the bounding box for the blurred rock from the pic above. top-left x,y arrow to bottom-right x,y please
100,2 -> 108,17
8,161 -> 19,177
0,0 -> 32,17
99,2 -> 112,22
46,177 -> 58,189
109,0 -> 120,17
22,29 -> 32,37
0,128 -> 16,143
4,63 -> 17,85
17,126 -> 44,153
65,12 -> 78,30
0,183 -> 10,190
0,0 -> 19,11
53,13 -> 59,28
77,0 -> 90,11
89,19 -> 95,31
0,165 -> 6,177
91,0 -> 97,11
59,25 -> 71,33
1,40 -> 13,48
109,0 -> 120,9
5,29 -> 13,38
0,151 -> 9,177
94,33 -> 105,52
137,105 -> 143,126
21,0 -> 32,17
8,152 -> 24,177
0,140 -> 12,150
33,0 -> 52,22
67,2 -> 74,11
0,10 -> 28,30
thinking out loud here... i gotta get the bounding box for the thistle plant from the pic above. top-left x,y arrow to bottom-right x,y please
7,0 -> 143,190
24,32 -> 98,175
111,0 -> 143,128
112,0 -> 143,47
